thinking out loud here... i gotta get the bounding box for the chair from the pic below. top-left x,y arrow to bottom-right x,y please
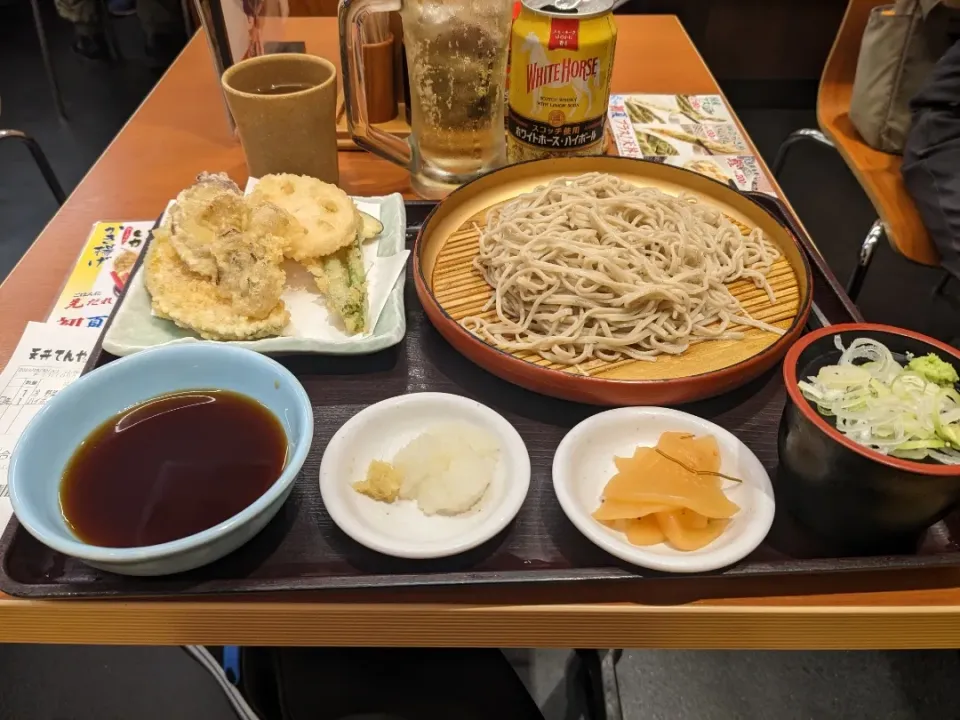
0,130 -> 66,205
0,93 -> 66,206
772,0 -> 941,301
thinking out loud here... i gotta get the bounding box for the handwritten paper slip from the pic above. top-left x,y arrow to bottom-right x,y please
0,323 -> 102,530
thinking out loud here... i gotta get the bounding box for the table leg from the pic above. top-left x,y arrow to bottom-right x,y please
575,649 -> 623,720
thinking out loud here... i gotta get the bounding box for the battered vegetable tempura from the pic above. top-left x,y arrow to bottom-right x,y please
144,173 -> 297,340
303,232 -> 367,334
145,229 -> 290,340
143,171 -> 382,341
254,174 -> 371,334
250,174 -> 359,261
167,172 -> 245,279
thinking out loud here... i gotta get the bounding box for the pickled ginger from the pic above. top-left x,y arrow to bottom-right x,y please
592,432 -> 739,551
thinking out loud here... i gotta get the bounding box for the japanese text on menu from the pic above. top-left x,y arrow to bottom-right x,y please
0,324 -> 101,526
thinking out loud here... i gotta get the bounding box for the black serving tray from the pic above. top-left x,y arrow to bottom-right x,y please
6,193 -> 957,600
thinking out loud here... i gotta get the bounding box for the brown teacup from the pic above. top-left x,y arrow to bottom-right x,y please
222,54 -> 339,184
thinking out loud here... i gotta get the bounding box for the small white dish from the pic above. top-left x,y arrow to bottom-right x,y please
553,407 -> 775,573
319,392 -> 530,559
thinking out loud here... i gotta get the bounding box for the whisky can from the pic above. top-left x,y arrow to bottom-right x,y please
506,0 -> 617,162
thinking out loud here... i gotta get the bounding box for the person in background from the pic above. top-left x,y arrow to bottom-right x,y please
54,0 -> 109,60
902,1 -> 960,283
54,0 -> 185,65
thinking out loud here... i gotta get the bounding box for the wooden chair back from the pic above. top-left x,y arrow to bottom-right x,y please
817,0 -> 939,266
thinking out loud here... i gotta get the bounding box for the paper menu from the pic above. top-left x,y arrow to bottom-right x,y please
612,94 -> 734,126
0,323 -> 102,529
630,123 -> 751,156
650,155 -> 776,195
48,221 -> 151,330
607,94 -> 776,196
609,94 -> 749,157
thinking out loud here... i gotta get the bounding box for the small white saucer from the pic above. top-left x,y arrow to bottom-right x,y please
553,407 -> 775,573
319,392 -> 531,559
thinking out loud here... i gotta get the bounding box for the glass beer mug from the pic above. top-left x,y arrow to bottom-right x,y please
340,0 -> 513,198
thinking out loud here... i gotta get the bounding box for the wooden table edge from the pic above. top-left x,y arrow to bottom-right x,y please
2,599 -> 960,648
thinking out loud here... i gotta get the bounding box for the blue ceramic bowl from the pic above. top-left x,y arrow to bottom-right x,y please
8,344 -> 313,576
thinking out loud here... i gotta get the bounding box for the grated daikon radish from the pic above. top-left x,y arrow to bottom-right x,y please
393,422 -> 499,515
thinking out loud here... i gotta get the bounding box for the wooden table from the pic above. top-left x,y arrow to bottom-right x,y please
2,16 -> 960,649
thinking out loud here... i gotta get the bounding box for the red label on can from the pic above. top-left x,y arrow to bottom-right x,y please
548,18 -> 580,50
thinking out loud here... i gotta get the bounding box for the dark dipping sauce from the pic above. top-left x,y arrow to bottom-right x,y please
60,390 -> 287,548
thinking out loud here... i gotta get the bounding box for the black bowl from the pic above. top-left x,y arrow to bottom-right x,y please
779,323 -> 960,554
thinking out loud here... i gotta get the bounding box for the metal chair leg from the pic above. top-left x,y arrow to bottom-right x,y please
575,649 -> 623,720
0,130 -> 67,205
28,0 -> 68,121
845,219 -> 884,301
934,271 -> 951,298
772,128 -> 835,178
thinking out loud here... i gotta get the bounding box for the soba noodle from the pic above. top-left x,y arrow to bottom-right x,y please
461,173 -> 785,365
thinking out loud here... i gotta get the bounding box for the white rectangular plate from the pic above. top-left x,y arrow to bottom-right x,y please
102,193 -> 408,357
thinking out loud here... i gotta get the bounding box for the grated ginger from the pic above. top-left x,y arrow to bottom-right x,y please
352,459 -> 404,503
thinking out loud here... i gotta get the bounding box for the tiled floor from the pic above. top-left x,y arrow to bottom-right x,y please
0,645 -> 238,719
2,6 -> 960,720
511,649 -> 960,720
3,645 -> 960,719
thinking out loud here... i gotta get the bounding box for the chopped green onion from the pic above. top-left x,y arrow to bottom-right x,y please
798,338 -> 960,464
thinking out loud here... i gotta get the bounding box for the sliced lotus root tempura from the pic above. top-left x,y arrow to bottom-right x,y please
250,173 -> 359,261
